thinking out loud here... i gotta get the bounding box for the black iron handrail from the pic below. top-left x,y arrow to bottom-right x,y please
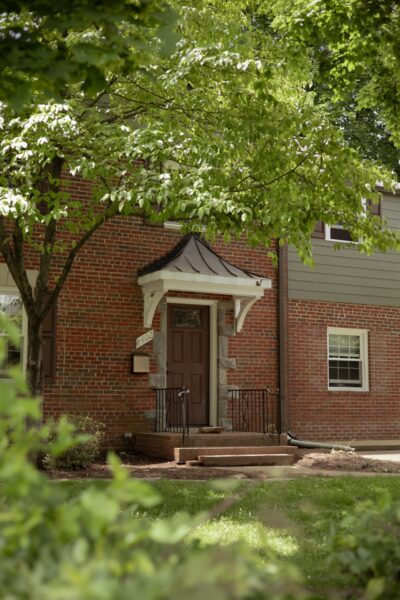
154,387 -> 190,445
228,388 -> 280,434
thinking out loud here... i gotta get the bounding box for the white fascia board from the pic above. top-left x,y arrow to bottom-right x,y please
376,181 -> 400,193
140,278 -> 265,298
138,269 -> 272,294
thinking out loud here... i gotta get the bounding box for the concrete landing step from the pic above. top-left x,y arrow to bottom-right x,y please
175,445 -> 298,464
198,453 -> 295,467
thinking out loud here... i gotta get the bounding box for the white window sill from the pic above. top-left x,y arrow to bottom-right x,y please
325,237 -> 359,245
328,386 -> 369,392
164,221 -> 182,230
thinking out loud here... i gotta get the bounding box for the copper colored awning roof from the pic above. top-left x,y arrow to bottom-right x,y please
137,234 -> 272,332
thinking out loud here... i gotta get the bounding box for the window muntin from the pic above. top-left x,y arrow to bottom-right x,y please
327,328 -> 368,391
0,292 -> 24,376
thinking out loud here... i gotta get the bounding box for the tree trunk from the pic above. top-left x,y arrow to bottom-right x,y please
25,315 -> 44,467
26,315 -> 43,399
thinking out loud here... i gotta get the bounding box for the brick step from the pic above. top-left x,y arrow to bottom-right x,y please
182,434 -> 280,447
198,453 -> 295,467
175,445 -> 298,464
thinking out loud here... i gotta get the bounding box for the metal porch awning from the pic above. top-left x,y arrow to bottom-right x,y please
137,234 -> 272,333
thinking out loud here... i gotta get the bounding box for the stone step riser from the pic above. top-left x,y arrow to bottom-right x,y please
198,453 -> 295,467
134,432 -> 288,460
175,445 -> 298,464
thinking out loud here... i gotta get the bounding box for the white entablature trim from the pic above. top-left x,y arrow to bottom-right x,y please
138,269 -> 272,332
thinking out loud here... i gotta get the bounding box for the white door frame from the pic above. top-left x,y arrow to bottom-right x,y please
166,297 -> 218,426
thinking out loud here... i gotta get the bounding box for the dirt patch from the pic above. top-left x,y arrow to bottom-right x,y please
297,451 -> 400,473
45,452 -> 256,480
44,450 -> 400,480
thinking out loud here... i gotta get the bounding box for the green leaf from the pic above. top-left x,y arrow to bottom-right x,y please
366,577 -> 386,600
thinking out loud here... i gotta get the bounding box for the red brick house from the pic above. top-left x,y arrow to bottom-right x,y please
47,223 -> 279,447
2,188 -> 400,453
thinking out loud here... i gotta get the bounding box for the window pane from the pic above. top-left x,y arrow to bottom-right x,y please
172,308 -> 201,328
7,343 -> 21,366
329,335 -> 339,355
349,336 -> 360,358
0,294 -> 23,333
329,362 -> 339,380
0,293 -> 23,375
338,335 -> 350,357
339,364 -> 349,380
329,359 -> 362,387
329,334 -> 361,359
330,226 -> 353,242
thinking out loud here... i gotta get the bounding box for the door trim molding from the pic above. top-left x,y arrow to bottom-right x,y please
166,297 -> 218,426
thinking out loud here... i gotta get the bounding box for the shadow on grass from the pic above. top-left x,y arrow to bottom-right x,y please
55,475 -> 400,596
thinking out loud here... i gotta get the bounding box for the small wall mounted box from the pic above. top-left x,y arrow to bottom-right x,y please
131,351 -> 150,374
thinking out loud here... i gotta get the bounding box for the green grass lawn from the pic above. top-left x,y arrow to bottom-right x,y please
58,476 -> 400,597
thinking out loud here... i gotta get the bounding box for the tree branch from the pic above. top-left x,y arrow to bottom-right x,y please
0,217 -> 34,309
35,218 -> 57,306
40,204 -> 120,321
249,153 -> 311,192
35,156 -> 64,309
79,75 -> 119,119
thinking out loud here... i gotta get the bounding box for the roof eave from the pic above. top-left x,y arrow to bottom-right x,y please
138,269 -> 272,293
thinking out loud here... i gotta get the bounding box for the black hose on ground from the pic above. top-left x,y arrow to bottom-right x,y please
287,431 -> 354,452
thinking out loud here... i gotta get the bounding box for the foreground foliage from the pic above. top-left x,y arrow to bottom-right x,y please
0,320 -> 304,600
2,299 -> 399,600
332,495 -> 400,599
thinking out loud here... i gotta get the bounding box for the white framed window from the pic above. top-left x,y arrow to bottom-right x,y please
325,199 -> 368,243
325,223 -> 356,243
327,327 -> 369,391
325,198 -> 382,243
0,290 -> 27,377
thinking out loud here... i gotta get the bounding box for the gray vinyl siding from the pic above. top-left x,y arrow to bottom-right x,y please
288,194 -> 400,306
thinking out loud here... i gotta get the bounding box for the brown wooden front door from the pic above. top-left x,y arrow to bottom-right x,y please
167,304 -> 210,426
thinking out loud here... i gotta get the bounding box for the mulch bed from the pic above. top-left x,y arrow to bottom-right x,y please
296,451 -> 400,473
44,450 -> 400,480
45,452 -> 256,480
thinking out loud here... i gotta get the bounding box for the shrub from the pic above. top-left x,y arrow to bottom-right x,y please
44,414 -> 105,469
331,495 -> 400,599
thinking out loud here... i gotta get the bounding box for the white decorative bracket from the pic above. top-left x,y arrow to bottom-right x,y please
234,297 -> 258,333
143,290 -> 167,328
138,269 -> 271,330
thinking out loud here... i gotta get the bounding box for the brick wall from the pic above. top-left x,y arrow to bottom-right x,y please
288,298 -> 400,440
9,172 -> 400,443
41,215 -> 279,448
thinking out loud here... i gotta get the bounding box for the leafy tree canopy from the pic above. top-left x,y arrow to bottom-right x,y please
1,1 -> 397,263
0,0 -> 399,394
271,0 -> 400,151
0,0 -> 177,109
